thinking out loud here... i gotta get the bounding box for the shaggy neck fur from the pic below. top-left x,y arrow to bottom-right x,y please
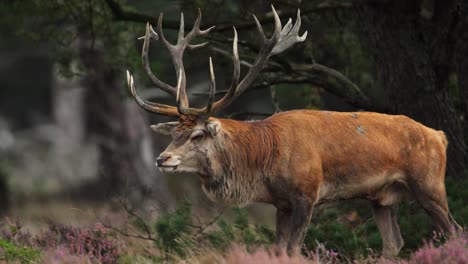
199,118 -> 282,204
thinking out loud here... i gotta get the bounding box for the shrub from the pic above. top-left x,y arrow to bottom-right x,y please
154,201 -> 193,257
303,205 -> 381,258
0,218 -> 33,248
206,207 -> 275,251
149,201 -> 276,258
400,229 -> 468,264
41,246 -> 91,264
34,222 -> 120,264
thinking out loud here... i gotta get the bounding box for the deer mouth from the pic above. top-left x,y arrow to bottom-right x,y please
158,165 -> 178,172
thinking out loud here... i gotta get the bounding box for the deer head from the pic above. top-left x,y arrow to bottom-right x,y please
127,5 -> 306,173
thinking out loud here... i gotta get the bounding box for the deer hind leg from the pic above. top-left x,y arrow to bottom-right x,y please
409,181 -> 453,233
372,204 -> 404,258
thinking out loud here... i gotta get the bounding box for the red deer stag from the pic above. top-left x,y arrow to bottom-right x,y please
126,6 -> 459,257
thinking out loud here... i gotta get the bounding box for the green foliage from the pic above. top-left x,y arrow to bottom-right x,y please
149,202 -> 275,259
446,179 -> 468,227
154,201 -> 193,257
304,206 -> 380,258
205,207 -> 275,251
3,0 -> 140,78
0,239 -> 41,263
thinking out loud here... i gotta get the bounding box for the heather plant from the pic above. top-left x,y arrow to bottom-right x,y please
0,218 -> 33,247
34,222 -> 120,264
41,246 -> 91,264
400,229 -> 468,264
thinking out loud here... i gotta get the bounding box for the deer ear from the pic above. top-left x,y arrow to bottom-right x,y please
150,121 -> 179,135
206,120 -> 221,137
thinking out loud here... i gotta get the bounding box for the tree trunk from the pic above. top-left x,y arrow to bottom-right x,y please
352,0 -> 467,177
0,167 -> 9,215
457,42 -> 468,154
456,2 -> 468,151
79,38 -> 172,212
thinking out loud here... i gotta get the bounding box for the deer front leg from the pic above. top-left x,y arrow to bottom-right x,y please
274,205 -> 292,255
287,196 -> 314,256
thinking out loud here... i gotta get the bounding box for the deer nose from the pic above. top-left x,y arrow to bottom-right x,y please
156,154 -> 171,167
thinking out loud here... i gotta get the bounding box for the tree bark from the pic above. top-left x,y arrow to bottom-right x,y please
352,0 -> 467,177
79,38 -> 172,212
456,2 -> 468,150
0,167 -> 9,216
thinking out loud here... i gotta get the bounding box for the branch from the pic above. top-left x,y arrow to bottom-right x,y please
100,218 -> 157,242
192,207 -> 227,238
255,63 -> 388,112
105,0 -> 353,32
105,0 -> 156,24
99,198 -> 157,242
193,62 -> 386,112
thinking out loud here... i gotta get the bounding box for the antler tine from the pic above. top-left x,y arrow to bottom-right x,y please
175,69 -> 186,115
160,8 -> 217,113
156,13 -> 172,48
233,5 -> 282,97
155,11 -> 190,109
175,65 -> 214,117
270,5 -> 283,43
178,13 -> 185,43
281,18 -> 294,39
188,42 -> 210,50
186,9 -> 215,49
272,9 -> 308,55
149,24 -> 159,40
209,27 -> 240,113
206,57 -> 216,113
126,70 -> 180,116
142,22 -> 177,97
253,14 -> 267,41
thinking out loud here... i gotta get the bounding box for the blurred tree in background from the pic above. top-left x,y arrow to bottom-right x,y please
1,0 -> 467,211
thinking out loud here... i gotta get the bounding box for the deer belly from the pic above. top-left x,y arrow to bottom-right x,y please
318,171 -> 408,204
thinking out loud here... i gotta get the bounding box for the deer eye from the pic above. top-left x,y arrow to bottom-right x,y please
191,132 -> 205,142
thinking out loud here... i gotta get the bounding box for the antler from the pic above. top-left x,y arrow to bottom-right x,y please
127,6 -> 306,117
209,6 -> 307,113
126,9 -> 214,116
